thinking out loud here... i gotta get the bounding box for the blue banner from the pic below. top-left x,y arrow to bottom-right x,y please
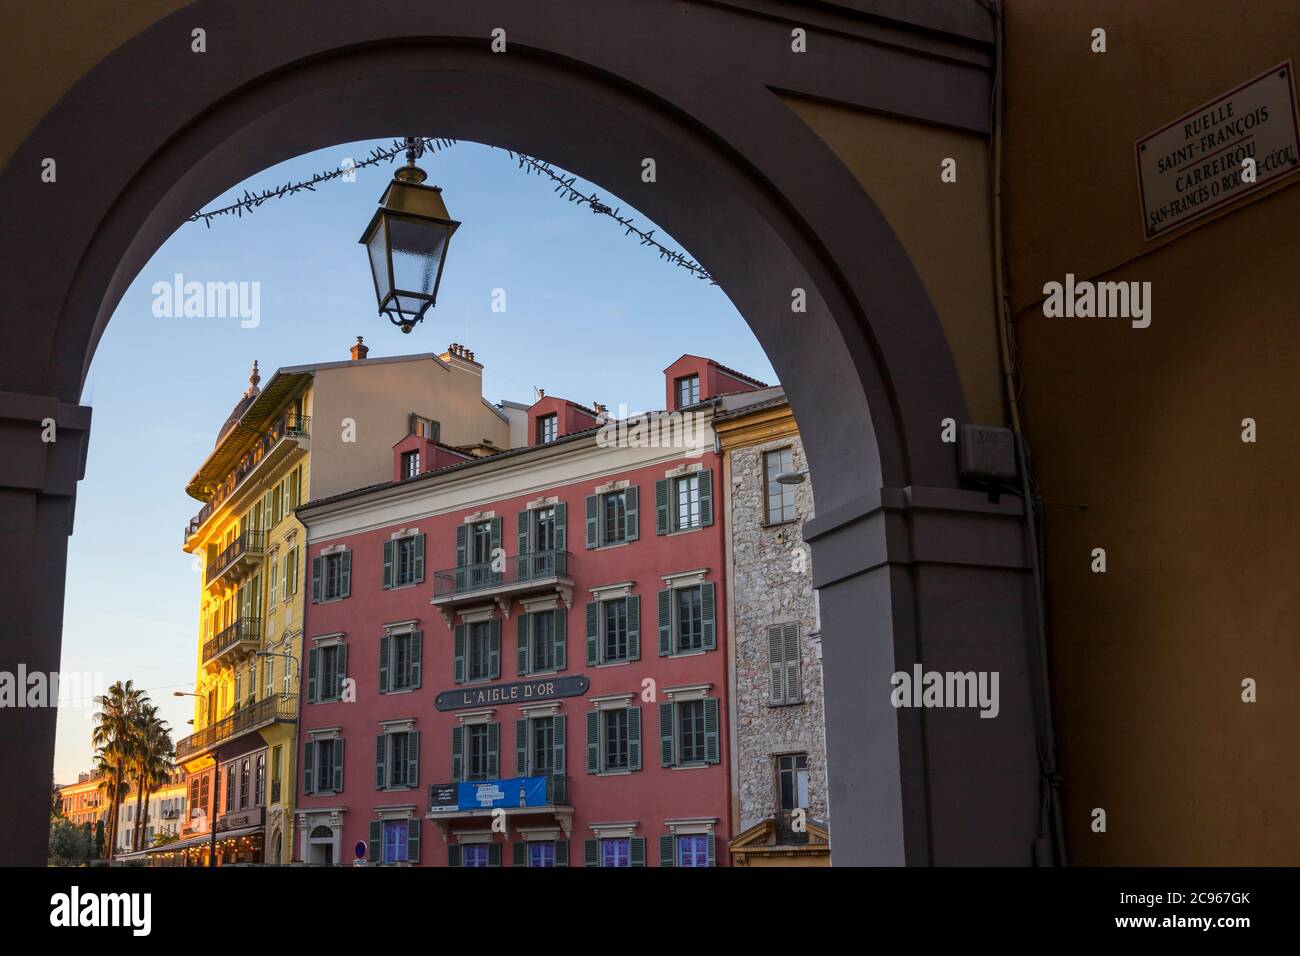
457,776 -> 549,810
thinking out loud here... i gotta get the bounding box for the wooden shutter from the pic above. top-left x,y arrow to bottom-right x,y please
368,821 -> 381,863
306,647 -> 319,703
302,740 -> 315,794
407,818 -> 420,864
448,845 -> 462,867
585,495 -> 598,548
488,618 -> 501,679
339,549 -> 351,597
707,832 -> 716,867
407,730 -> 419,786
453,624 -> 467,683
628,705 -> 642,771
659,834 -> 675,867
584,839 -> 598,867
517,614 -> 530,676
487,844 -> 501,867
413,533 -> 425,584
704,697 -> 720,764
586,711 -> 599,774
410,631 -> 423,689
378,635 -> 390,694
290,466 -> 301,509
655,479 -> 670,534
659,702 -> 675,767
701,582 -> 716,651
455,524 -> 468,590
699,468 -> 714,526
332,738 -> 344,792
375,734 -> 387,789
517,509 -> 530,558
486,722 -> 500,778
553,610 -> 567,671
555,840 -> 569,867
489,518 -> 502,580
553,714 -> 566,775
554,502 -> 567,553
768,626 -> 786,704
630,836 -> 646,867
626,595 -> 641,660
382,540 -> 394,589
585,601 -> 599,666
515,718 -> 529,776
626,486 -> 639,540
513,840 -> 527,867
783,625 -> 801,702
657,589 -> 672,656
451,726 -> 464,782
335,643 -> 348,699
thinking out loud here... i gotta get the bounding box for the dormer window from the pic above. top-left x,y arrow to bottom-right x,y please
409,413 -> 440,441
401,450 -> 421,478
675,375 -> 700,409
537,413 -> 558,444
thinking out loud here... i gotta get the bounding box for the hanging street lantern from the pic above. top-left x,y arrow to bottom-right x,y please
359,137 -> 460,333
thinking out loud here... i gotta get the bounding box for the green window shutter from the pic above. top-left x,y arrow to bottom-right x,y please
410,631 -> 423,689
586,711 -> 599,774
375,734 -> 387,789
555,840 -> 569,867
413,533 -> 425,584
306,647 -> 319,703
487,843 -> 501,867
455,524 -> 468,589
489,518 -> 502,579
585,601 -> 599,665
628,705 -> 642,771
701,582 -> 716,651
585,495 -> 599,548
339,549 -> 352,597
368,821 -> 381,862
657,589 -> 672,656
699,468 -> 714,526
382,540 -> 394,589
291,466 -> 301,509
408,730 -> 420,786
554,502 -> 567,553
659,834 -> 675,867
263,490 -> 274,530
704,697 -> 720,764
768,625 -> 786,704
584,838 -> 598,867
659,702 -> 675,767
630,836 -> 646,867
655,479 -> 670,534
336,642 -> 348,699
515,718 -> 529,776
453,624 -> 467,683
517,509 -> 530,558
513,840 -> 527,867
626,595 -> 641,661
553,714 -> 566,775
448,845 -> 462,867
288,547 -> 298,595
486,722 -> 500,778
625,485 -> 639,540
407,818 -> 420,864
553,609 -> 567,671
451,726 -> 464,782
302,740 -> 315,794
378,635 -> 390,694
707,832 -> 716,867
517,614 -> 530,676
333,738 -> 344,792
488,618 -> 501,679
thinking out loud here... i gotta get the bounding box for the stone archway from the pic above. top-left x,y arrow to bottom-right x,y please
0,0 -> 1044,865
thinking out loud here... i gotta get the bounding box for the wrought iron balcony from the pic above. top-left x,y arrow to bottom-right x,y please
432,548 -> 572,602
201,616 -> 261,668
175,692 -> 298,760
205,529 -> 266,585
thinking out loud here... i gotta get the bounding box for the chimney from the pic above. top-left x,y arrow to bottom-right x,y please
350,336 -> 369,361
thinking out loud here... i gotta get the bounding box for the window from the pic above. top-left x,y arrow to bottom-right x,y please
269,555 -> 278,606
532,611 -> 555,672
307,643 -> 347,703
675,374 -> 700,409
515,714 -> 565,779
585,488 -> 638,548
529,842 -> 555,867
654,471 -> 712,534
601,838 -> 631,867
409,413 -> 440,441
533,507 -> 556,553
460,844 -> 493,867
518,609 -> 565,675
239,758 -> 250,809
532,717 -> 555,776
284,546 -> 299,597
383,820 -> 409,863
225,765 -> 236,813
401,450 -> 421,478
586,705 -> 641,774
764,448 -> 797,524
377,730 -> 419,790
778,753 -> 810,812
312,550 -> 351,602
456,620 -> 500,684
255,753 -> 266,806
657,582 -> 715,656
603,491 -> 626,544
465,723 -> 497,781
604,599 -> 628,662
304,738 -> 344,795
586,596 -> 640,666
461,518 -> 498,589
380,631 -> 422,693
658,697 -> 721,768
383,533 -> 425,589
271,745 -> 282,803
537,413 -> 558,444
676,475 -> 700,530
676,833 -> 711,867
767,623 -> 803,705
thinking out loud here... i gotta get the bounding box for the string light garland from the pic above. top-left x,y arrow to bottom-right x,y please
188,137 -> 714,284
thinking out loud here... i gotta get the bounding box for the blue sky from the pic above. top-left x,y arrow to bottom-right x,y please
52,140 -> 774,783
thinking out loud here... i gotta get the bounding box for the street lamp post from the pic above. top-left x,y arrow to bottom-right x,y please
174,690 -> 220,868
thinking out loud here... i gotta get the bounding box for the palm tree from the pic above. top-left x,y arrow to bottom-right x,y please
129,705 -> 174,851
92,680 -> 143,861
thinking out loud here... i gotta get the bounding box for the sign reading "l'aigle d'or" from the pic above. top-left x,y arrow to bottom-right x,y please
1136,61 -> 1299,239
435,675 -> 590,711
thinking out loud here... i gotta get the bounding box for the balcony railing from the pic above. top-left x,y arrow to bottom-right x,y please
205,529 -> 266,584
175,693 -> 297,760
183,412 -> 310,543
433,550 -> 571,599
201,616 -> 261,667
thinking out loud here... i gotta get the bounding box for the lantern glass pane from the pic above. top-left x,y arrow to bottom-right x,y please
388,216 -> 449,300
365,222 -> 391,303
